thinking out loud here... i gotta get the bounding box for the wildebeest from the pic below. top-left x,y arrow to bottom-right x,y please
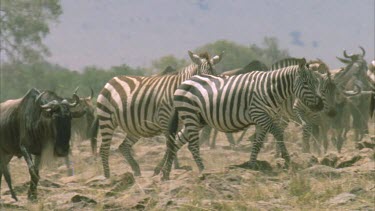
64,87 -> 96,175
0,88 -> 84,201
332,47 -> 371,145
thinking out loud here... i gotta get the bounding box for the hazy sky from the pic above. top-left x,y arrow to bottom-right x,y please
44,0 -> 374,71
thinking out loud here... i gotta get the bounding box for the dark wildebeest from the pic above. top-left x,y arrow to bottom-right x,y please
64,87 -> 96,175
0,88 -> 83,201
333,47 -> 371,145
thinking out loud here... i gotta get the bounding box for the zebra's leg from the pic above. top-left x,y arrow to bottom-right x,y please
236,128 -> 248,145
27,155 -> 40,201
0,155 -> 17,201
162,127 -> 190,180
199,126 -> 211,146
302,124 -> 312,153
245,126 -> 267,169
118,135 -> 141,176
187,129 -> 205,173
269,124 -> 290,168
99,119 -> 117,178
225,133 -> 236,149
210,129 -> 218,149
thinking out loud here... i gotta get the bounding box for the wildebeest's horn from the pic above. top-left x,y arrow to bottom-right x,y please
89,88 -> 94,100
343,49 -> 351,58
35,91 -> 46,104
359,46 -> 365,57
69,94 -> 80,107
342,84 -> 362,97
73,87 -> 79,95
41,100 -> 59,109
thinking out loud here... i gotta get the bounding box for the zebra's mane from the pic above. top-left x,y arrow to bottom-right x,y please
155,66 -> 178,76
308,59 -> 330,76
270,58 -> 305,70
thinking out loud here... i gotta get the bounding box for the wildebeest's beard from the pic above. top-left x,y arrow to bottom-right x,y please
53,113 -> 72,157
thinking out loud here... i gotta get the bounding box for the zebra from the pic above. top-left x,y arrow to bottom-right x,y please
199,60 -> 270,149
95,51 -> 223,178
202,58 -> 339,154
159,58 -> 324,180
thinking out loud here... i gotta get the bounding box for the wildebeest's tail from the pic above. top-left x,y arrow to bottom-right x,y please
88,116 -> 99,156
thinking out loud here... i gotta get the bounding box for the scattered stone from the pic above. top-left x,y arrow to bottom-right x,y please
132,197 -> 155,210
326,193 -> 356,206
320,153 -> 339,167
349,187 -> 365,195
302,165 -> 341,178
230,160 -> 273,172
106,172 -> 135,196
71,194 -> 97,205
290,153 -> 319,169
356,140 -> 375,150
336,155 -> 362,168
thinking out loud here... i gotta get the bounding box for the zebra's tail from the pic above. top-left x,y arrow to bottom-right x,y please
167,109 -> 179,152
88,116 -> 99,156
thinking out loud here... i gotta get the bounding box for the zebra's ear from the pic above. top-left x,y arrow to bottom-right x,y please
188,51 -> 202,65
211,51 -> 224,65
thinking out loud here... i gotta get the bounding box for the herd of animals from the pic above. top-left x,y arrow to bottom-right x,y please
0,47 -> 374,201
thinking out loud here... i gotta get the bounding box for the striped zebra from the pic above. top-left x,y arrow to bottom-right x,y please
160,58 -> 324,180
95,51 -> 223,178
199,60 -> 270,148
273,59 -> 337,154
202,58 -> 338,153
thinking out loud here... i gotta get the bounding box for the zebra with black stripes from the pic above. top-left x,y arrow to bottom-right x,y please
159,58 -> 324,180
95,51 -> 223,178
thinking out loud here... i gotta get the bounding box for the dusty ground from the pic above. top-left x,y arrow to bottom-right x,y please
1,122 -> 374,211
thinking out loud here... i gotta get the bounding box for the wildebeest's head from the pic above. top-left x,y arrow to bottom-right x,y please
23,89 -> 80,157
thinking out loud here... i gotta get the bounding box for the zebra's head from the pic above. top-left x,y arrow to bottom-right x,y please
309,60 -> 337,117
294,59 -> 324,112
188,51 -> 224,75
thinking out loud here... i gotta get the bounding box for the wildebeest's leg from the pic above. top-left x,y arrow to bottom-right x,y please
27,155 -> 40,201
64,155 -> 74,176
20,146 -> 39,180
0,155 -> 18,201
118,135 -> 141,176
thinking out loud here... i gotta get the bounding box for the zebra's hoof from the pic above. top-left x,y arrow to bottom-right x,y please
176,165 -> 192,171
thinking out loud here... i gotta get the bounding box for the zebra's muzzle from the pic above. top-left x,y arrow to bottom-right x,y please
309,97 -> 324,112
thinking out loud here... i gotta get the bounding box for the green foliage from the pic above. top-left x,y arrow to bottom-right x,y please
151,55 -> 188,73
194,37 -> 289,73
0,37 -> 289,102
0,0 -> 62,63
0,62 -> 147,101
289,173 -> 311,197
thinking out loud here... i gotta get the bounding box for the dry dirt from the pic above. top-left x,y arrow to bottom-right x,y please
1,122 -> 374,211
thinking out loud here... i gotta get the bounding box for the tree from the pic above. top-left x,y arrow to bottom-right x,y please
0,0 -> 62,63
